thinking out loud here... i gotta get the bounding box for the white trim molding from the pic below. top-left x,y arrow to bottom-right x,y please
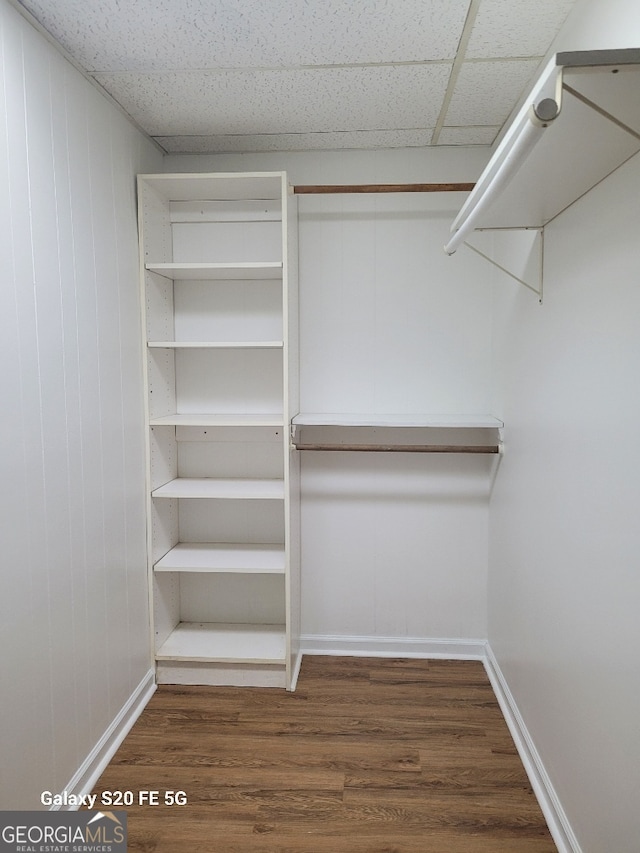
55,669 -> 156,810
483,644 -> 582,853
300,634 -> 486,659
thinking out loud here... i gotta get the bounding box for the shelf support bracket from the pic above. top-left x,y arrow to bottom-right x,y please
463,226 -> 544,302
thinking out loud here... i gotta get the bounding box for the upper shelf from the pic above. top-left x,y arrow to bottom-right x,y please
445,48 -> 640,254
138,172 -> 285,202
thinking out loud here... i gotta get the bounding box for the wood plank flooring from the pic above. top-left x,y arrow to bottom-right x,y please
90,656 -> 557,852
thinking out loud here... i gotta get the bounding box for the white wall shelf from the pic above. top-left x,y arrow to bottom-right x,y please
293,413 -> 503,428
444,48 -> 640,295
291,413 -> 504,454
155,622 -> 287,664
154,543 -> 286,574
151,477 -> 285,500
138,171 -> 299,689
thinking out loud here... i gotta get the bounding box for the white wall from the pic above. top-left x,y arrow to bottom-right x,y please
488,1 -> 640,850
0,0 -> 162,808
165,148 -> 495,648
297,170 -> 493,646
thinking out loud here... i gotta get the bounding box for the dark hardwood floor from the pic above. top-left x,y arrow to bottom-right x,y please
91,656 -> 557,852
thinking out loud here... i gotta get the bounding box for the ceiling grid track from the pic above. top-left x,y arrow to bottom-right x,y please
431,0 -> 482,145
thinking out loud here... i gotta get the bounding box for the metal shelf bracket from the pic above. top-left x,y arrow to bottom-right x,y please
464,226 -> 544,302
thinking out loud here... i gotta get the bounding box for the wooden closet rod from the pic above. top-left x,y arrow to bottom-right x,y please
294,443 -> 500,454
293,182 -> 475,194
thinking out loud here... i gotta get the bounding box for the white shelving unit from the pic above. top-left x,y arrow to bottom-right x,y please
137,171 -> 300,689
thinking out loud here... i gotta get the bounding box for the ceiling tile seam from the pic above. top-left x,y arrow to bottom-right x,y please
151,128 -> 442,138
154,132 -> 499,145
431,0 -> 482,146
89,61 -> 453,76
441,124 -> 501,130
88,56 -> 546,78
154,133 -> 497,142
157,142 -> 458,153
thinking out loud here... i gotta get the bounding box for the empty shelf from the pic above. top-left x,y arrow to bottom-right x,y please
291,413 -> 503,454
151,478 -> 285,500
154,543 -> 286,574
139,172 -> 285,203
149,413 -> 284,427
146,262 -> 283,280
155,622 -> 287,664
147,340 -> 284,348
292,413 -> 503,428
445,49 -> 640,253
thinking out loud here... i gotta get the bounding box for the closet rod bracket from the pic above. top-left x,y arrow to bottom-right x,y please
464,226 -> 544,302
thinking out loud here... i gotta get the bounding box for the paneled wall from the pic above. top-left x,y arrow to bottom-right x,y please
0,0 -> 162,808
490,148 -> 640,853
164,148 -> 495,648
488,1 -> 640,850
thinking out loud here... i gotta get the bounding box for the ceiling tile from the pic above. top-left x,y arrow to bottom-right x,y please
444,59 -> 541,126
95,64 -> 452,136
155,128 -> 436,154
437,126 -> 499,145
19,0 -> 470,71
14,0 -> 577,152
466,0 -> 576,59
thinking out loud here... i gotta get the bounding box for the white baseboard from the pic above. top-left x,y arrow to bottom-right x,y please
483,644 -> 582,853
56,668 -> 156,810
300,633 -> 486,659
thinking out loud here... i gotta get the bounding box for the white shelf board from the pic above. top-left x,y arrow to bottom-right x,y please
449,49 -> 640,237
154,543 -> 286,574
152,477 -> 285,500
155,622 -> 287,664
139,172 -> 285,202
147,340 -> 283,349
145,262 -> 282,280
149,413 -> 284,427
292,413 -> 503,428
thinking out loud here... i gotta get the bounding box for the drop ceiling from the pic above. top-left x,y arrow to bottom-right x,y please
14,0 -> 577,154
